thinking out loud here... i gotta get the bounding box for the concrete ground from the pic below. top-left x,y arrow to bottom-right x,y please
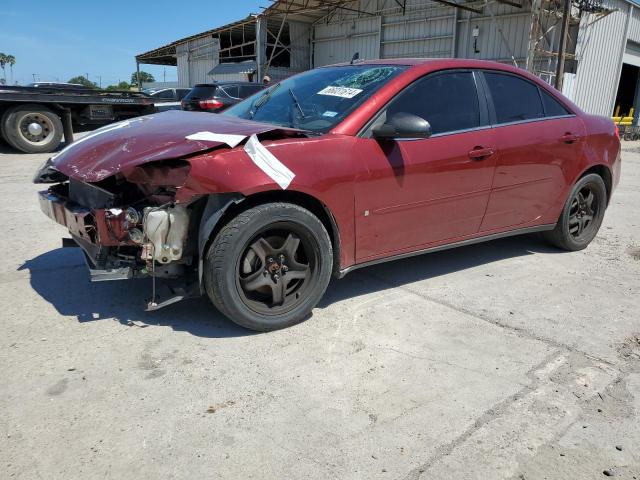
0,136 -> 638,480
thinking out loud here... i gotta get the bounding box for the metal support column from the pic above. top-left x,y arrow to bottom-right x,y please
136,61 -> 141,90
62,109 -> 73,146
554,0 -> 571,91
255,16 -> 267,83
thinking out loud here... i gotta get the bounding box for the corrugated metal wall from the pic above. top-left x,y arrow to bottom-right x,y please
289,21 -> 311,70
380,5 -> 455,58
628,5 -> 640,43
313,16 -> 381,66
310,0 -> 533,66
176,37 -> 220,87
573,0 -> 632,116
455,3 -> 532,66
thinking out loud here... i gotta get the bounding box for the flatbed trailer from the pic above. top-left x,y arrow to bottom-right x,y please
0,85 -> 155,153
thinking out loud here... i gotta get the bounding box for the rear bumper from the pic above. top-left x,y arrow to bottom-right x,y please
612,146 -> 622,193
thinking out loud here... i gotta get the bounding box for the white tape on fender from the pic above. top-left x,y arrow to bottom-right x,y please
185,131 -> 246,147
243,134 -> 295,190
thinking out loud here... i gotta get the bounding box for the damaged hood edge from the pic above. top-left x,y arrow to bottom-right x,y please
45,110 -> 301,183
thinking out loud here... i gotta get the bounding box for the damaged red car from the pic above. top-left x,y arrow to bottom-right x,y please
35,59 -> 621,331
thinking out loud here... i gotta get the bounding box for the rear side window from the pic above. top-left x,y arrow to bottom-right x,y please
176,89 -> 191,100
484,72 -> 544,124
385,71 -> 480,135
239,84 -> 263,97
219,85 -> 239,98
153,89 -> 175,100
183,85 -> 218,101
540,88 -> 570,117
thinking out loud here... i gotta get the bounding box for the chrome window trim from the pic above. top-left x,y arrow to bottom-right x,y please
490,113 -> 577,129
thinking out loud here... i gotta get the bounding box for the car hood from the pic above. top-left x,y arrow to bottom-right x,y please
49,110 -> 299,183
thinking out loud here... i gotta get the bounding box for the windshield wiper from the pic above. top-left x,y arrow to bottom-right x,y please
249,83 -> 281,119
288,88 -> 306,119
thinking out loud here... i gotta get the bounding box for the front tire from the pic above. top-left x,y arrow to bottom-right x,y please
2,104 -> 63,153
543,173 -> 607,251
204,202 -> 333,331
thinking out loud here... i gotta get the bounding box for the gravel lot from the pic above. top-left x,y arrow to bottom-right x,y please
1,136 -> 639,480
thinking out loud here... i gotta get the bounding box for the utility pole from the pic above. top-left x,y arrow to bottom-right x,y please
554,0 -> 572,92
98,75 -> 102,88
32,73 -> 37,82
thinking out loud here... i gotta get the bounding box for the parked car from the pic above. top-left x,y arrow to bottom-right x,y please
148,88 -> 191,112
35,59 -> 621,331
180,82 -> 264,112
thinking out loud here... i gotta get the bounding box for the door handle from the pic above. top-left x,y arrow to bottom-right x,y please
561,133 -> 580,144
468,147 -> 495,160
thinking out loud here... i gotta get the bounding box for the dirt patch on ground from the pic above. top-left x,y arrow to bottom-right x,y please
618,334 -> 640,366
626,246 -> 640,261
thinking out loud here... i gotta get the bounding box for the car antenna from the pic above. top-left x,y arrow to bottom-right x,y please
350,52 -> 360,65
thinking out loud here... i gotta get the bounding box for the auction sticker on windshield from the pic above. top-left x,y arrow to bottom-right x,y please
317,86 -> 363,98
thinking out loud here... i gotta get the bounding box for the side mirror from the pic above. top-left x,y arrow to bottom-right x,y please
372,112 -> 432,140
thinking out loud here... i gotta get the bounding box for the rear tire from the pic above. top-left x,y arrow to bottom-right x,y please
542,173 -> 607,251
204,202 -> 333,331
2,104 -> 63,153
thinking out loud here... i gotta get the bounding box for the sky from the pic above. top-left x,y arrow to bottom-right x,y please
0,0 -> 264,86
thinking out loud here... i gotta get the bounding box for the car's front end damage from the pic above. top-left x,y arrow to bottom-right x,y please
36,158 -> 201,307
34,110 -> 304,309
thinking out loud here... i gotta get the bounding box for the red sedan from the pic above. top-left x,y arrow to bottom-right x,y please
35,59 -> 621,331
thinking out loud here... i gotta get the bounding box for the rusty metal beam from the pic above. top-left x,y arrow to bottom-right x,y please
495,0 -> 523,8
431,0 -> 483,14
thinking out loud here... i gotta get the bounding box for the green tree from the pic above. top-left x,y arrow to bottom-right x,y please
105,81 -> 131,91
131,71 -> 155,85
67,75 -> 98,88
0,53 -> 7,83
5,55 -> 15,84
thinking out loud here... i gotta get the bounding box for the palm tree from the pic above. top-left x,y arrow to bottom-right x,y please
0,53 -> 7,83
6,55 -> 15,84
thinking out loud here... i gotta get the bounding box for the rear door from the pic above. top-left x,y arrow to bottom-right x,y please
354,70 -> 498,261
479,71 -> 586,232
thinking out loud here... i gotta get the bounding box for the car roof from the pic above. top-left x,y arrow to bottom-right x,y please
194,81 -> 258,87
325,58 -> 529,75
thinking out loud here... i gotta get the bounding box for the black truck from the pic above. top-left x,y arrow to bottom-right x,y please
0,84 -> 155,153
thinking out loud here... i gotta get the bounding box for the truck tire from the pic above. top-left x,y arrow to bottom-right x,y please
2,104 -> 63,153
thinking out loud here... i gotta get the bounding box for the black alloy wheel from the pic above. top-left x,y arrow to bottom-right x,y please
567,184 -> 599,241
205,202 -> 333,331
236,225 -> 317,315
543,173 -> 607,251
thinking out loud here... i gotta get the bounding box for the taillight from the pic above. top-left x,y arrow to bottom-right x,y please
614,124 -> 620,140
198,99 -> 223,110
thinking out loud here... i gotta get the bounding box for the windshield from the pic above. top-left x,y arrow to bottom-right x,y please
222,65 -> 407,133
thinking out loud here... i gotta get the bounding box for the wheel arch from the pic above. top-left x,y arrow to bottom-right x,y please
195,189 -> 342,289
577,164 -> 613,205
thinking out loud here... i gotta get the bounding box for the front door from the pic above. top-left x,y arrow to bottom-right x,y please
354,70 -> 497,262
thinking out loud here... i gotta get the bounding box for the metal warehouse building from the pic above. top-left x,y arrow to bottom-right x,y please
136,0 -> 640,121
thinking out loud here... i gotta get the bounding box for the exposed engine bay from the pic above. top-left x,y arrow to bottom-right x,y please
37,164 -> 202,309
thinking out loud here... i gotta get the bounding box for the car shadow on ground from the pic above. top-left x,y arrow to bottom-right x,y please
19,234 -> 561,338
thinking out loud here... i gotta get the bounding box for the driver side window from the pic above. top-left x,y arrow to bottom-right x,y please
384,71 -> 481,135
